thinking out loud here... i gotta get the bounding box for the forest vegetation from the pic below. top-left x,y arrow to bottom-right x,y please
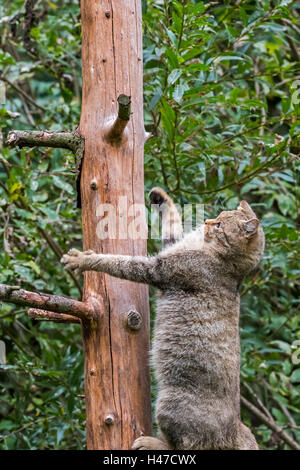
0,0 -> 299,450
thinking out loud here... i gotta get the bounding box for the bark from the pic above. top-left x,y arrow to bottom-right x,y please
6,130 -> 82,152
79,0 -> 152,450
28,308 -> 80,324
0,283 -> 94,321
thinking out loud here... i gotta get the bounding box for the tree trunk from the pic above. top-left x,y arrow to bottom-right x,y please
79,0 -> 152,450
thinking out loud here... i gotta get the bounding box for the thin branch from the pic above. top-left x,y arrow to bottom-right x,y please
241,396 -> 300,450
0,416 -> 55,443
261,379 -> 298,430
0,284 -> 95,321
37,227 -> 82,295
0,74 -> 49,115
242,381 -> 274,421
28,308 -> 80,324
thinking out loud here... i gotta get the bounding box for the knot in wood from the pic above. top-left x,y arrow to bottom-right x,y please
127,309 -> 142,331
105,415 -> 114,425
105,11 -> 111,19
90,180 -> 98,190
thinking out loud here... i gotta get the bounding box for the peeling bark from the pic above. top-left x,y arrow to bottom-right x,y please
6,129 -> 83,153
28,308 -> 81,324
0,283 -> 95,321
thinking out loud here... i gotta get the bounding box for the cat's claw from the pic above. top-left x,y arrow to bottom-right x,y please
61,248 -> 96,275
67,248 -> 81,256
61,249 -> 83,274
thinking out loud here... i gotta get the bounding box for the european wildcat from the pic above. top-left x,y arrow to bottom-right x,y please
61,188 -> 264,450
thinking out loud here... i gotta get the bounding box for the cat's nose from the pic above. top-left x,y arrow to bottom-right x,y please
205,219 -> 214,226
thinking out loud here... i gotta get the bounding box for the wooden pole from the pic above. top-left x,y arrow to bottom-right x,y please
79,0 -> 152,449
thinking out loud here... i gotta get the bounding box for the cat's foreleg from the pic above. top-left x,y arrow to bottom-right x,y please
61,248 -> 158,285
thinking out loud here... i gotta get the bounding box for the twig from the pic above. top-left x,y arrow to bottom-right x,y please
241,396 -> 300,450
0,416 -> 55,442
261,379 -> 297,429
37,227 -> 82,295
0,74 -> 48,114
242,381 -> 274,421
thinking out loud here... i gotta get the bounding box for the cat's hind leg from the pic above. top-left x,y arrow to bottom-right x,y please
234,422 -> 259,450
132,436 -> 172,450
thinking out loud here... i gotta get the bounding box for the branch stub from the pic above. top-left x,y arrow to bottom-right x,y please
127,309 -> 142,331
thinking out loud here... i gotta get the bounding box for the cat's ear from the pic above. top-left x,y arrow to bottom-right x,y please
238,200 -> 256,217
242,218 -> 259,237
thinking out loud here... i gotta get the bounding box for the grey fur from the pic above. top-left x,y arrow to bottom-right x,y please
61,189 -> 264,450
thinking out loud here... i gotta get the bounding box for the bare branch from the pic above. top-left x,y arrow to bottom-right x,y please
241,396 -> 300,451
28,308 -> 80,324
6,129 -> 82,153
0,283 -> 96,321
5,128 -> 85,208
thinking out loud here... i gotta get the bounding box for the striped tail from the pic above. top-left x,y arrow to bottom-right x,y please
149,187 -> 183,248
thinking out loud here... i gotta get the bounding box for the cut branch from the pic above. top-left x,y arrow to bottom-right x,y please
0,283 -> 95,321
6,130 -> 81,152
6,128 -> 85,207
106,94 -> 131,144
241,396 -> 300,450
28,308 -> 80,324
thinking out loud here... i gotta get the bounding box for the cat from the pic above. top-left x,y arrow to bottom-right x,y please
61,187 -> 265,450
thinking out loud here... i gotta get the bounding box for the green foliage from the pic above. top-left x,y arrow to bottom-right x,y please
0,0 -> 299,450
0,0 -> 84,449
144,0 -> 300,450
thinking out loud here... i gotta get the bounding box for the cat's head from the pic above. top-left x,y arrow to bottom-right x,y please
204,201 -> 265,272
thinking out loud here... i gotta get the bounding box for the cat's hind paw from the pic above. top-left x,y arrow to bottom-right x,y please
132,436 -> 171,450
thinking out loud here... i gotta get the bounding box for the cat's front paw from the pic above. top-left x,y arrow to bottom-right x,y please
61,248 -> 95,275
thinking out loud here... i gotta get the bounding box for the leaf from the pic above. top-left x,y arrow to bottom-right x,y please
173,85 -> 186,103
149,90 -> 162,111
0,51 -> 16,65
290,369 -> 300,383
167,69 -> 182,85
166,28 -> 178,48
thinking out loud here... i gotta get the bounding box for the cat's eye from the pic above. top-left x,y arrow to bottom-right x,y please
216,222 -> 221,228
